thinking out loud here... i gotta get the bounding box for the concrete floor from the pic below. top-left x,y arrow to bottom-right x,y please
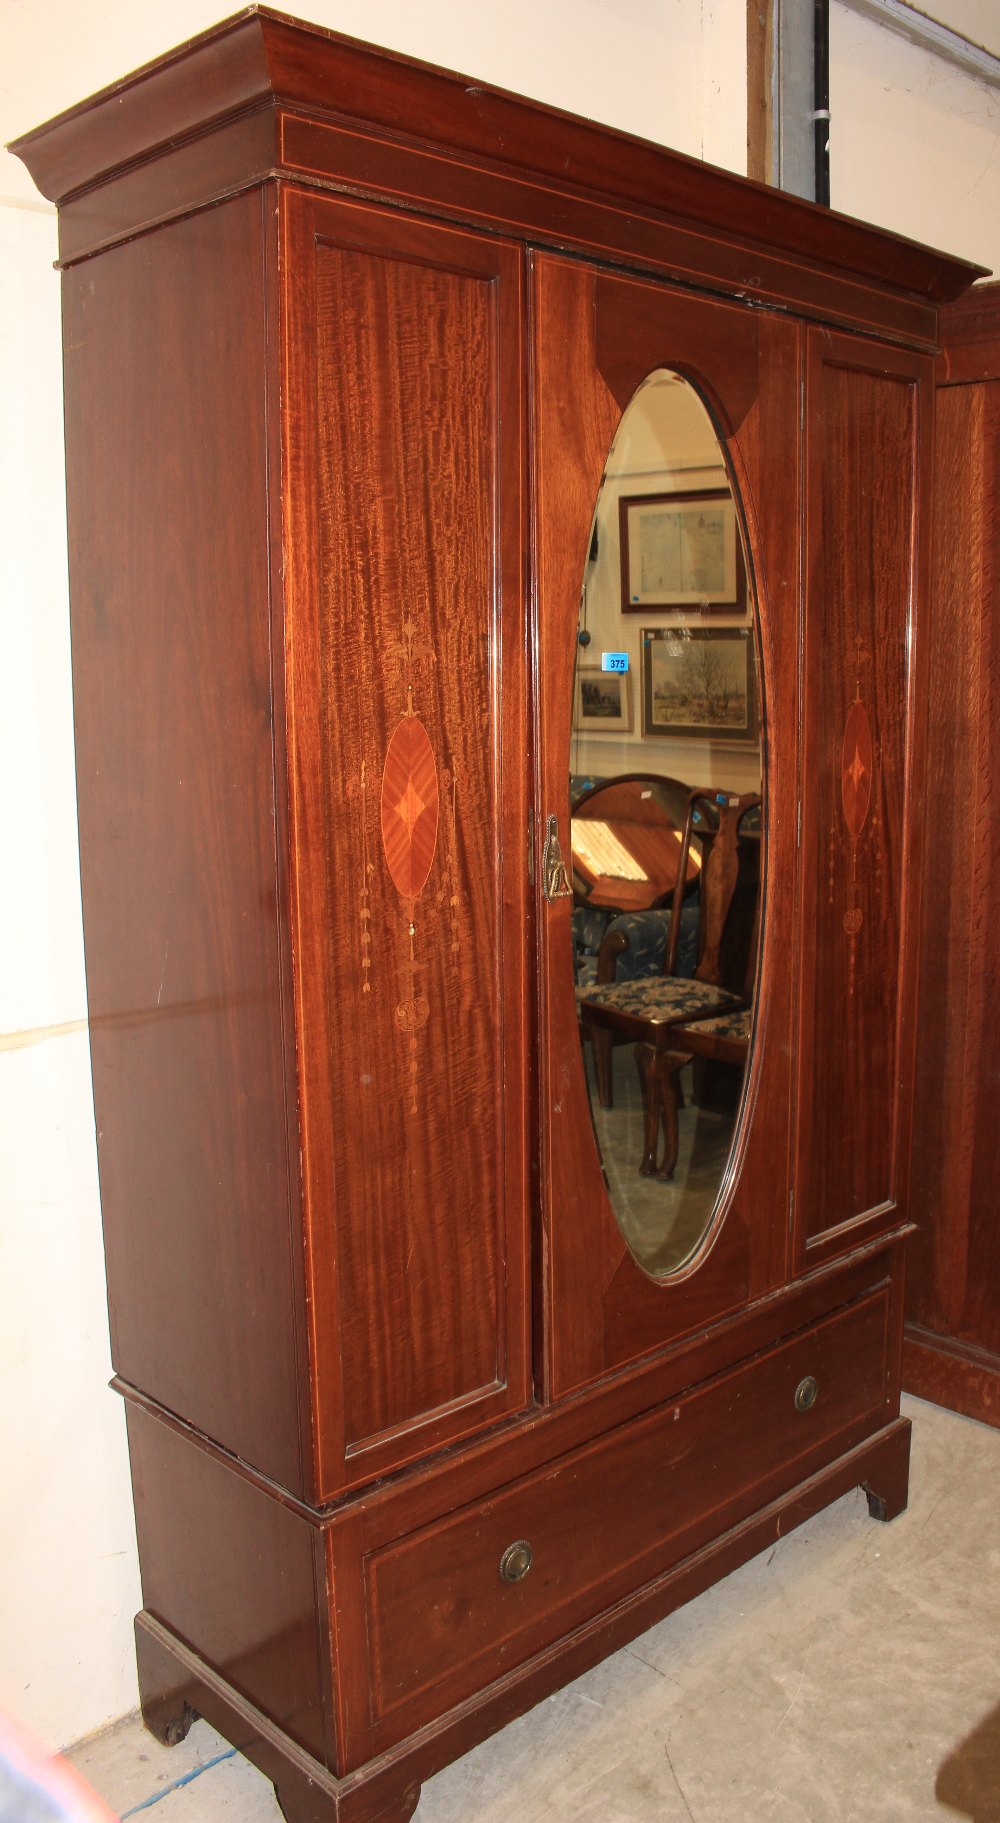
66,1394 -> 1000,1823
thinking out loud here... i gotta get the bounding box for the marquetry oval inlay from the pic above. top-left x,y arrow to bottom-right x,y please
381,716 -> 439,900
841,698 -> 873,840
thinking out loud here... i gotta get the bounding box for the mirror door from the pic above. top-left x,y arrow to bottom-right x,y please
571,368 -> 762,1278
532,252 -> 799,1399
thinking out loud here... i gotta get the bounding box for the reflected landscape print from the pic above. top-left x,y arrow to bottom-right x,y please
645,627 -> 756,737
581,675 -> 627,718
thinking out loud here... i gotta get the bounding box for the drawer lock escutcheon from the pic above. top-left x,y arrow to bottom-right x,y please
499,1540 -> 533,1584
794,1374 -> 819,1413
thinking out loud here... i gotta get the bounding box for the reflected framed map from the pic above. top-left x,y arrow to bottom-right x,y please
641,626 -> 758,744
620,487 -> 745,613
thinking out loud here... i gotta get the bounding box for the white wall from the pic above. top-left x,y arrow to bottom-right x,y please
1,0 -> 997,1756
890,0 -> 1000,56
831,0 -> 1000,274
0,198 -> 143,1747
0,0 -> 747,1752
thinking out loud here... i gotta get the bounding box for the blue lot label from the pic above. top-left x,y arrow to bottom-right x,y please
601,651 -> 629,673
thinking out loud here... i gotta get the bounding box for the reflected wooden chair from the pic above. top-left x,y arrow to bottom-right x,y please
571,773 -> 711,1105
578,787 -> 760,1178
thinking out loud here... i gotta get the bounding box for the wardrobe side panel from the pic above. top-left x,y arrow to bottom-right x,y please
282,192 -> 531,1494
907,384 -> 985,1338
126,1402 -> 331,1768
940,385 -> 1000,1363
62,192 -> 305,1489
797,334 -> 931,1256
905,375 -> 1000,1425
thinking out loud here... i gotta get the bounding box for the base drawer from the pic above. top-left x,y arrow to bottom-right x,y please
363,1289 -> 891,1741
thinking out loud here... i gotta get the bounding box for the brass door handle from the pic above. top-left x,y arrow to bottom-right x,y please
542,814 -> 572,903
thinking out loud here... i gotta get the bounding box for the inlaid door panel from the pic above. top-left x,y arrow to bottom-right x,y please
533,252 -> 800,1400
282,189 -> 531,1498
796,330 -> 932,1262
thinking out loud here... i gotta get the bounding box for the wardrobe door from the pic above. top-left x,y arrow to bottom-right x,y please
532,252 -> 799,1400
795,331 -> 933,1267
282,189 -> 532,1499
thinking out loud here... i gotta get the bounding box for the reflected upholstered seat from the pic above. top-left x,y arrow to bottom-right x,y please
578,974 -> 738,1023
674,1005 -> 753,1056
571,771 -> 706,1092
578,787 -> 760,1178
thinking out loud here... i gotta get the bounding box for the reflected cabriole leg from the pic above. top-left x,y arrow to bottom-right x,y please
591,1023 -> 614,1108
636,1042 -> 690,1180
634,1042 -> 661,1176
653,1047 -> 691,1182
862,1415 -> 912,1522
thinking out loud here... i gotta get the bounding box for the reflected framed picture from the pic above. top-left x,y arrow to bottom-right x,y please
573,665 -> 634,733
620,487 -> 745,614
641,626 -> 758,744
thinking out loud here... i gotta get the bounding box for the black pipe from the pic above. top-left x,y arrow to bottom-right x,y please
814,0 -> 831,206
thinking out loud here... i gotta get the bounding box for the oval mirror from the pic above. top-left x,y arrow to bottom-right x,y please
570,370 -> 763,1277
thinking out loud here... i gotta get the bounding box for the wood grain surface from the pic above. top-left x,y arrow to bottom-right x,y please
19,20 -> 953,1811
12,13 -> 981,336
126,1399 -> 331,1767
281,190 -> 531,1495
904,335 -> 1000,1427
532,253 -> 798,1399
362,1288 -> 891,1753
62,190 -> 308,1491
796,332 -> 932,1259
132,1416 -> 912,1819
121,1237 -> 902,1785
936,279 -> 1000,384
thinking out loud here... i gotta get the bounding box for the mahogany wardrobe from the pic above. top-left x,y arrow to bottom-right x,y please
12,12 -> 985,1822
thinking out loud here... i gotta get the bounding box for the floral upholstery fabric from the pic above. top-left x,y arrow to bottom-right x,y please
573,901 -> 699,989
572,905 -> 612,976
578,974 -> 740,1026
676,1007 -> 751,1042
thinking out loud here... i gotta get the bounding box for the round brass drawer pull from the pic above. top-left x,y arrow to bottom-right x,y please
499,1540 -> 533,1583
794,1374 -> 819,1413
